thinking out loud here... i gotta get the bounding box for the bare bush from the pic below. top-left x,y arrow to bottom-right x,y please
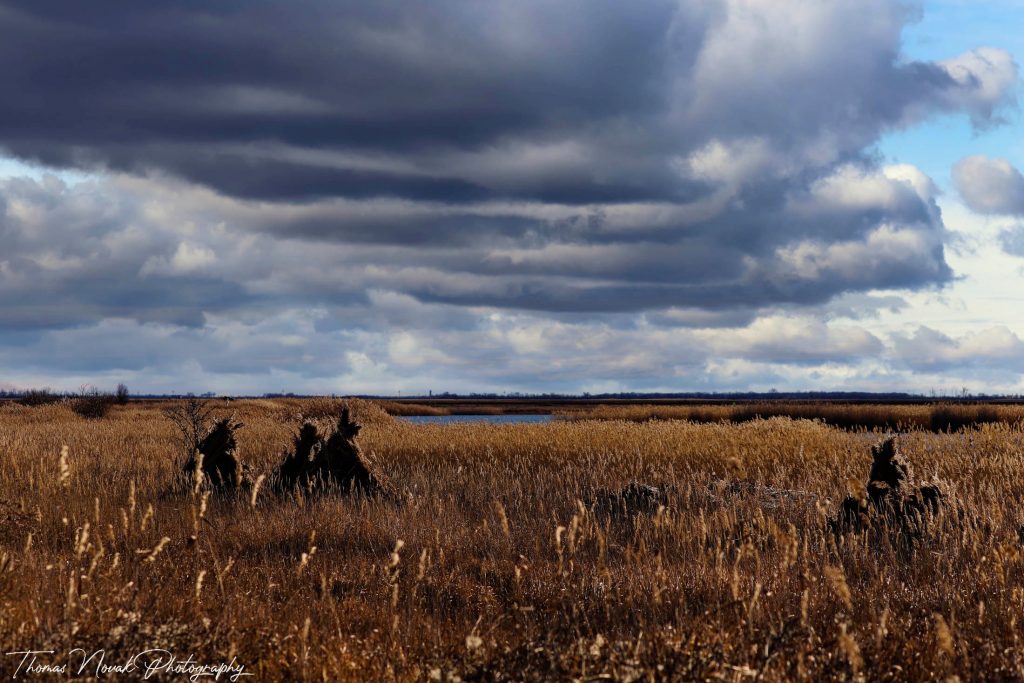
164,395 -> 216,465
17,388 -> 61,407
69,387 -> 115,419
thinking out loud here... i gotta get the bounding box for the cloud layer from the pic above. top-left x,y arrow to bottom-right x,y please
0,0 -> 1019,392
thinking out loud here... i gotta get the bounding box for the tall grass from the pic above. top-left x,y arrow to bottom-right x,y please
560,401 -> 1017,432
0,399 -> 1022,679
377,400 -> 506,416
377,400 -> 452,416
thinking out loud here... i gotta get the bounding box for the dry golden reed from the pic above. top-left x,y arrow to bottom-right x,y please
1,397 -> 1023,680
560,400 -> 1020,432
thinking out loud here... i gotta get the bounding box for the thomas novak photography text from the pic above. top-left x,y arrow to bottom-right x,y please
6,649 -> 250,680
2,0 -> 1024,680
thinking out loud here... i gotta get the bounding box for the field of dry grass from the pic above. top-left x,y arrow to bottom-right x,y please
1,399 -> 1023,680
559,401 -> 1021,433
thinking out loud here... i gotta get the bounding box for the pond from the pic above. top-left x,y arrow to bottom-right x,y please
399,414 -> 555,425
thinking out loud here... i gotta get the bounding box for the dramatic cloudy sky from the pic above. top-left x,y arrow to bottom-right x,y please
1,0 -> 1023,395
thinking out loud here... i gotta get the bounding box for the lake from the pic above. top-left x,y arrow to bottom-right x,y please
400,414 -> 554,425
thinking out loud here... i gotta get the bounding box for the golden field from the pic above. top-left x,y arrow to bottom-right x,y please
554,401 -> 1023,433
1,399 -> 1023,680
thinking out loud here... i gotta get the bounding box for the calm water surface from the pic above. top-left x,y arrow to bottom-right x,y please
400,414 -> 554,425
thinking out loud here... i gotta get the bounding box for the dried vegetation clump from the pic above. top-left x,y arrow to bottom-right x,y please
588,481 -> 671,519
830,436 -> 946,541
183,417 -> 254,493
274,407 -> 398,498
14,387 -> 120,418
0,498 -> 37,548
2,402 -> 1024,680
704,478 -> 818,509
16,388 -> 61,407
68,392 -> 116,419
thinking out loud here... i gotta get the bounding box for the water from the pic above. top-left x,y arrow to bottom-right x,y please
400,414 -> 554,425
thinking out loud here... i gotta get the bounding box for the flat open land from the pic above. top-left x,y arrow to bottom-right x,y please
1,399 -> 1023,680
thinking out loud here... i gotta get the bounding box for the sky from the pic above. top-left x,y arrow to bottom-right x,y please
1,0 -> 1023,396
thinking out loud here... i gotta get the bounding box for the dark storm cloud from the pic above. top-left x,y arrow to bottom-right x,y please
0,0 -> 685,191
163,155 -> 496,204
1,0 -> 1010,320
0,1 -> 1012,201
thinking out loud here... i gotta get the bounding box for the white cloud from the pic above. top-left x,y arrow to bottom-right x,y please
141,242 -> 217,276
694,315 -> 883,363
953,155 -> 1024,215
891,325 -> 1024,371
938,48 -> 1020,125
770,224 -> 943,283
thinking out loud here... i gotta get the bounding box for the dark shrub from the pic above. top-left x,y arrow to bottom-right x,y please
274,406 -> 398,498
70,389 -> 115,419
18,389 -> 61,407
182,417 -> 252,494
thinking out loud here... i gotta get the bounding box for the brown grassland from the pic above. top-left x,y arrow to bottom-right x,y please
1,398 -> 1024,680
558,401 -> 1021,433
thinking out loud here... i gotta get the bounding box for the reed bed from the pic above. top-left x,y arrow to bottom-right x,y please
377,401 -> 506,417
377,401 -> 452,417
559,401 -> 1019,432
0,399 -> 1022,680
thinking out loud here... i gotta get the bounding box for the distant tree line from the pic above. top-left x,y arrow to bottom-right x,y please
0,384 -> 131,418
3,387 -> 1023,403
